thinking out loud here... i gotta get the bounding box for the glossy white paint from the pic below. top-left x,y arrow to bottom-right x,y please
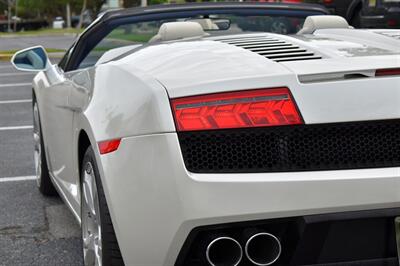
15,28 -> 400,265
99,133 -> 400,265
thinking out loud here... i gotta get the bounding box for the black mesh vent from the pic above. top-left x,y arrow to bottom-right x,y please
178,120 -> 400,173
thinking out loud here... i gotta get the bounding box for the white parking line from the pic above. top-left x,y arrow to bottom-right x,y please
0,99 -> 31,104
0,176 -> 36,182
0,72 -> 34,77
0,125 -> 33,131
0,82 -> 31,88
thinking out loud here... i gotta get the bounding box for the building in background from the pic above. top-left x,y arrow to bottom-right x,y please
104,0 -> 124,8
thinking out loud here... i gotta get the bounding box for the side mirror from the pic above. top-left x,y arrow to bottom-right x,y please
11,46 -> 50,72
213,19 -> 231,31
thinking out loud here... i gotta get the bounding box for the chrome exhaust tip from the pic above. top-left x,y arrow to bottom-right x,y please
206,236 -> 243,266
245,232 -> 281,266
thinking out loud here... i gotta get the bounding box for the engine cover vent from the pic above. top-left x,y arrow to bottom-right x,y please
214,34 -> 322,62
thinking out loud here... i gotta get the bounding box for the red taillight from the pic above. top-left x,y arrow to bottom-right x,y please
376,68 -> 400,77
387,19 -> 397,27
171,88 -> 302,132
98,139 -> 121,154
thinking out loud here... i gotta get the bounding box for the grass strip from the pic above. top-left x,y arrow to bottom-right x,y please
0,48 -> 65,61
0,28 -> 83,37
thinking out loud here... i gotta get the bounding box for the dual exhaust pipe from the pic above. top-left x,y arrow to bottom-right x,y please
206,232 -> 281,266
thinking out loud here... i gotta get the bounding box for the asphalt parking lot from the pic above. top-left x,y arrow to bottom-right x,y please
0,61 -> 83,265
0,35 -> 75,51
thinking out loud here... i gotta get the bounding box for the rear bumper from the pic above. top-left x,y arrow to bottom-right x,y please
97,133 -> 400,265
176,208 -> 400,265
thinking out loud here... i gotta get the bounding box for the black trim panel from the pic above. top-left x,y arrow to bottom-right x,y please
175,208 -> 400,266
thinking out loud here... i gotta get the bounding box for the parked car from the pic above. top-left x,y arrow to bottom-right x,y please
360,0 -> 400,28
307,0 -> 400,28
71,10 -> 94,28
52,16 -> 65,29
10,2 -> 400,266
0,19 -> 48,32
255,0 -> 400,28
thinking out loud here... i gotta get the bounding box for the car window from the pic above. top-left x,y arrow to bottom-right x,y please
78,22 -> 160,69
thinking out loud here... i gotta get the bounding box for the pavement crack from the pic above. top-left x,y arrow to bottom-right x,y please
0,225 -> 23,235
0,207 -> 51,242
0,224 -> 49,242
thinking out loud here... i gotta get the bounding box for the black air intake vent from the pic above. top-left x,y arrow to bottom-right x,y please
178,119 -> 400,173
214,35 -> 322,62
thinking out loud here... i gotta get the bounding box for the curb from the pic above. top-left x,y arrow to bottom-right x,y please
0,33 -> 78,38
0,54 -> 12,61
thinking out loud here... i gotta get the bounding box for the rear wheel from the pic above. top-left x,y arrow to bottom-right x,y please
81,147 -> 124,266
33,95 -> 57,196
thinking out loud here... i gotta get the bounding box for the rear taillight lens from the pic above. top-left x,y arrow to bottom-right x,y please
376,68 -> 400,77
171,88 -> 302,132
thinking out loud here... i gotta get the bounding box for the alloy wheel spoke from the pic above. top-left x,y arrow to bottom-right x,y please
83,233 -> 93,249
33,132 -> 40,143
33,103 -> 42,185
82,162 -> 102,266
83,177 -> 96,216
94,235 -> 102,266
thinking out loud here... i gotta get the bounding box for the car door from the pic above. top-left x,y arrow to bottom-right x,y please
37,40 -> 91,208
38,68 -> 80,203
39,23 -> 150,207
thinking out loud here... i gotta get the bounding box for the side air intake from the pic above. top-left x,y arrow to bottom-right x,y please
214,34 -> 322,62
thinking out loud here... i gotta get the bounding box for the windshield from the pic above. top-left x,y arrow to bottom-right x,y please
109,13 -> 308,40
73,7 -> 325,70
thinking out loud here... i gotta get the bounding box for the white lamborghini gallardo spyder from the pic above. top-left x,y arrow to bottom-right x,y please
11,2 -> 400,266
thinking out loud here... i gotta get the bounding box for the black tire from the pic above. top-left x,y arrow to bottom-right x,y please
33,94 -> 58,196
81,147 -> 124,266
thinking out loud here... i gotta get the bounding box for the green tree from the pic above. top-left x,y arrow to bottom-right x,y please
0,1 -> 7,15
123,0 -> 140,7
148,0 -> 168,5
18,0 -> 105,19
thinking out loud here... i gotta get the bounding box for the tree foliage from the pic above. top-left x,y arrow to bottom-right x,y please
0,1 -> 6,13
17,0 -> 105,18
123,0 -> 141,7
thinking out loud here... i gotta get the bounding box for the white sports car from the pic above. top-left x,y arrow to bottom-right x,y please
11,2 -> 400,266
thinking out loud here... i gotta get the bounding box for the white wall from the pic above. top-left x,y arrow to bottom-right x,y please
105,0 -> 121,8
